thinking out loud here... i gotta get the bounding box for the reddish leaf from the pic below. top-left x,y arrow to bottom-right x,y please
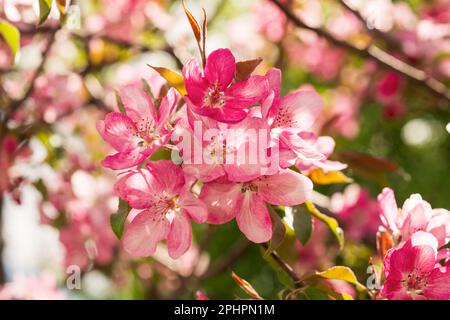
231,271 -> 263,300
182,0 -> 201,43
235,58 -> 262,81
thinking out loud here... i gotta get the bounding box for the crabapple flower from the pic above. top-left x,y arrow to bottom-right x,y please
97,85 -> 179,170
200,170 -> 313,243
377,188 -> 450,247
174,108 -> 276,183
115,160 -> 207,258
381,231 -> 450,300
0,274 -> 64,300
183,48 -> 268,123
295,133 -> 347,173
330,184 -> 380,241
261,69 -> 328,167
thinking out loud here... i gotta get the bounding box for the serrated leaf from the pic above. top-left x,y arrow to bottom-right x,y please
182,0 -> 201,43
231,271 -> 263,300
292,205 -> 312,245
305,201 -> 344,249
38,0 -> 53,26
264,205 -> 286,256
148,65 -> 187,95
0,20 -> 20,59
308,168 -> 352,185
235,58 -> 262,81
110,199 -> 131,239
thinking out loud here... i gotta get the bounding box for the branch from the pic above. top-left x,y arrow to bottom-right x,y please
269,0 -> 450,105
200,239 -> 251,280
261,243 -> 304,289
5,29 -> 57,117
337,0 -> 402,52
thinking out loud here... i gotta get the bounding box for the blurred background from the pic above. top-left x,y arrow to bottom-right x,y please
0,0 -> 449,299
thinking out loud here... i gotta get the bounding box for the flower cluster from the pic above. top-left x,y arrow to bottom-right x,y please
98,48 -> 343,258
376,188 -> 450,300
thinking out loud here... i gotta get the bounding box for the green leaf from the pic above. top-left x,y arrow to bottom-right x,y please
110,199 -> 131,239
38,0 -> 53,26
0,20 -> 20,59
264,205 -> 286,256
305,201 -> 344,249
440,241 -> 450,250
292,205 -> 312,245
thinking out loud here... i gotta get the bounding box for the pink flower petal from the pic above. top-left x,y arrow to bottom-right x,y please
101,149 -> 147,170
123,209 -> 170,257
236,193 -> 272,243
200,181 -> 242,224
425,267 -> 450,300
97,112 -> 138,152
178,190 -> 208,223
225,75 -> 268,108
146,160 -> 185,196
167,211 -> 192,259
377,188 -> 400,233
183,59 -> 209,104
204,48 -> 236,89
276,90 -> 322,132
120,84 -> 157,132
256,170 -> 313,206
114,169 -> 160,209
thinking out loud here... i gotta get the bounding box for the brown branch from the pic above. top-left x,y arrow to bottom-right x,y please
261,243 -> 304,289
270,0 -> 450,105
337,0 -> 402,52
200,239 -> 251,280
5,29 -> 57,117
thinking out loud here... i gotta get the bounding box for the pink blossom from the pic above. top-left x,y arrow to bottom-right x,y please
116,160 -> 207,258
196,291 -> 209,300
330,184 -> 380,241
295,133 -> 347,173
175,108 -> 276,183
378,188 -> 450,247
97,85 -> 179,170
381,231 -> 450,300
200,170 -> 313,243
183,48 -> 268,123
261,69 -> 326,167
0,274 -> 64,300
254,1 -> 287,42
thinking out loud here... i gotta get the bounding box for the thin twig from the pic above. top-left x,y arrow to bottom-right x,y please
5,29 -> 57,117
337,0 -> 402,52
200,239 -> 251,280
269,0 -> 450,104
261,243 -> 304,289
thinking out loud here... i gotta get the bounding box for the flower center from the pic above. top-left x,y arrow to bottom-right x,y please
204,86 -> 225,108
241,182 -> 258,193
273,107 -> 296,128
403,271 -> 429,295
